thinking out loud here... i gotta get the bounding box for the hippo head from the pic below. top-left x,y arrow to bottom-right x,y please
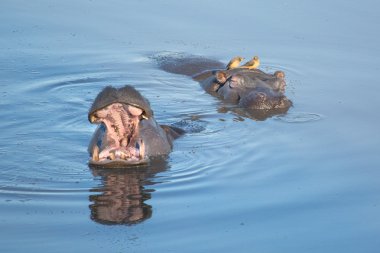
239,87 -> 293,110
215,69 -> 291,110
88,86 -> 153,167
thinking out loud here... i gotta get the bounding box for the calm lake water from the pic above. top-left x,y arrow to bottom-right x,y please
1,0 -> 380,252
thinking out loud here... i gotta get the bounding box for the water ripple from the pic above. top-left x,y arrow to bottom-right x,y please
1,50 -> 323,229
274,112 -> 324,123
0,186 -> 89,195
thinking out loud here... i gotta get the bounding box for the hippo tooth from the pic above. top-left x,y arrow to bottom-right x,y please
139,139 -> 145,159
120,138 -> 128,147
90,115 -> 97,123
109,151 -> 115,160
120,152 -> 126,160
115,150 -> 122,159
92,145 -> 99,161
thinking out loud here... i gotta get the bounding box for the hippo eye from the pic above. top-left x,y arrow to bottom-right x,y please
229,78 -> 239,88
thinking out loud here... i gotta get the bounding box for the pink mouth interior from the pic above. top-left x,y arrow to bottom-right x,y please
91,103 -> 146,164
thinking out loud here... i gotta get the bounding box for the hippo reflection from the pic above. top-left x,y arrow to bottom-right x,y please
89,157 -> 168,225
156,54 -> 292,120
88,85 -> 183,167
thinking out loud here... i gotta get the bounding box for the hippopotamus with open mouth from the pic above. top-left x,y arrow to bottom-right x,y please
88,85 -> 183,167
155,53 -> 292,120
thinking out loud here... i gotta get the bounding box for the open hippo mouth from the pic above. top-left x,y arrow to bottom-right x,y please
89,102 -> 148,166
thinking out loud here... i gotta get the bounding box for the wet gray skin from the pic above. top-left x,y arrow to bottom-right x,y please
88,85 -> 183,168
212,69 -> 292,110
155,54 -> 292,119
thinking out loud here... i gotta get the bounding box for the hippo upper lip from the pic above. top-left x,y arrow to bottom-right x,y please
88,85 -> 153,123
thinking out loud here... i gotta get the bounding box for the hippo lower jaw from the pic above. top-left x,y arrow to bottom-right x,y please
89,141 -> 149,167
89,102 -> 149,166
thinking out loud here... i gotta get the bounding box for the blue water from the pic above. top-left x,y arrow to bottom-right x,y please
1,0 -> 380,252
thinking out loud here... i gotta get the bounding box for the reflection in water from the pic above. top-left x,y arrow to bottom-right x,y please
273,112 -> 323,123
218,105 -> 291,121
89,157 -> 169,225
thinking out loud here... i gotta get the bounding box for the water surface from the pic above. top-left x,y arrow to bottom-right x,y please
1,0 -> 380,252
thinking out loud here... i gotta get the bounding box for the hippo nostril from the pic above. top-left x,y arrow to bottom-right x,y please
256,92 -> 266,101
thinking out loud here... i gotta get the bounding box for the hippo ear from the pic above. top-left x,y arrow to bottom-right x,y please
215,71 -> 227,84
274,71 -> 285,79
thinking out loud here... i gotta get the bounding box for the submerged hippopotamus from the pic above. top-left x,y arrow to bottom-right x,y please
156,54 -> 292,120
88,85 -> 183,167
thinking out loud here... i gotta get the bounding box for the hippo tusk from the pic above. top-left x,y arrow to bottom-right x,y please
139,139 -> 145,159
109,151 -> 116,160
92,145 -> 99,161
120,138 -> 128,147
90,114 -> 97,123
